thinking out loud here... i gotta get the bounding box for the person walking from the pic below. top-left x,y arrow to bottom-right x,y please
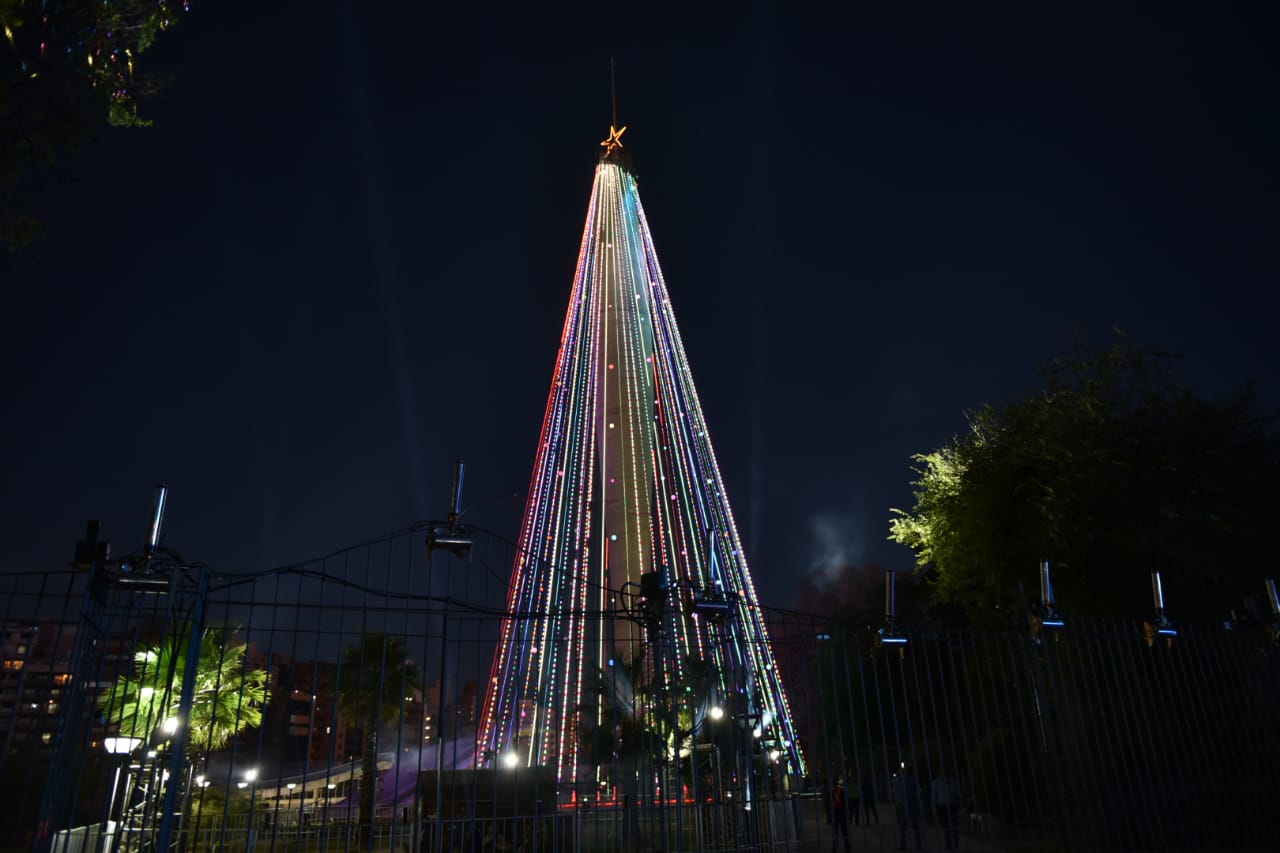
931,771 -> 961,851
861,774 -> 880,825
827,776 -> 853,853
847,776 -> 863,826
895,763 -> 925,851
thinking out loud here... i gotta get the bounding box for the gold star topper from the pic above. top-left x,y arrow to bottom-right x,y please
600,124 -> 627,155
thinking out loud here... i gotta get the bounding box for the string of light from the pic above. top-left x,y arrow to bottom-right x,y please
479,156 -> 806,779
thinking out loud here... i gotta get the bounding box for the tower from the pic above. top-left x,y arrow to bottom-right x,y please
479,126 -> 805,784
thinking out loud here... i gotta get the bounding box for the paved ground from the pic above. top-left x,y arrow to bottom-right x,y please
788,799 -> 1005,853
577,797 -> 1011,852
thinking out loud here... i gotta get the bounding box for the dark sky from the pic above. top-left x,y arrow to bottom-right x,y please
3,1 -> 1277,609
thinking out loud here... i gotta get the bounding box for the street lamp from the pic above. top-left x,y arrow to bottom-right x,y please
103,737 -> 142,853
706,706 -> 727,802
104,737 -> 144,756
104,737 -> 143,820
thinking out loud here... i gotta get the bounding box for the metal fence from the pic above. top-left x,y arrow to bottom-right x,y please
2,523 -> 1277,853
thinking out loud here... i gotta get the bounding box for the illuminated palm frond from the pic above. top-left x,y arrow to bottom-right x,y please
98,626 -> 268,755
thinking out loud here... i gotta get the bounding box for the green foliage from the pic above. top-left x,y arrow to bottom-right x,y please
889,335 -> 1279,621
98,626 -> 269,756
1,0 -> 190,249
188,780 -> 254,831
335,632 -> 421,835
336,632 -> 422,732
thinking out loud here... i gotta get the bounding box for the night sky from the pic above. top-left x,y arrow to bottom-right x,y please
3,1 -> 1277,610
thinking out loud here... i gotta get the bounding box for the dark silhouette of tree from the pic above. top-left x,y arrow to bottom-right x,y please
1,0 -> 192,249
336,632 -> 421,841
890,334 -> 1279,622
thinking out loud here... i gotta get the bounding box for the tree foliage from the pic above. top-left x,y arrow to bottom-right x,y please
889,336 -> 1279,622
1,0 -> 191,249
336,632 -> 421,835
98,626 -> 269,756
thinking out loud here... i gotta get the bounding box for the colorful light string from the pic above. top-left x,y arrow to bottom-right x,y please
480,146 -> 806,783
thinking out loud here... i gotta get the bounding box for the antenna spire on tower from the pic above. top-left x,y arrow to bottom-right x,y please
601,57 -> 627,155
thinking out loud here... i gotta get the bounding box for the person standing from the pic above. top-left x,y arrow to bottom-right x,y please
861,773 -> 880,825
847,776 -> 863,826
931,771 -> 961,851
827,776 -> 853,853
895,763 -> 924,851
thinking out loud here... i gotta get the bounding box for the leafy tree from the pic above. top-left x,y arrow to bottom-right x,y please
98,626 -> 269,756
188,778 -> 253,833
889,336 -> 1279,622
336,632 -> 421,839
1,0 -> 191,249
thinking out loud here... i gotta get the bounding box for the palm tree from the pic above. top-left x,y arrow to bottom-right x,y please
98,626 -> 269,757
335,632 -> 421,840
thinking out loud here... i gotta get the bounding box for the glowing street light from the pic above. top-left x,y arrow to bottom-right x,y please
103,736 -> 143,837
104,737 -> 143,756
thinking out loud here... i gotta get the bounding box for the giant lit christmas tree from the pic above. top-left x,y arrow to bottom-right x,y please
479,126 -> 804,785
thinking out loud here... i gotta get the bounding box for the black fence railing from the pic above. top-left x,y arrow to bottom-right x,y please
3,529 -> 1277,853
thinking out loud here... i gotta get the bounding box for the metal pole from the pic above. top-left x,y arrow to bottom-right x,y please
1039,560 -> 1055,608
433,615 -> 447,853
145,483 -> 168,558
885,570 -> 897,628
449,461 -> 465,522
155,566 -> 208,853
106,763 -> 123,852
